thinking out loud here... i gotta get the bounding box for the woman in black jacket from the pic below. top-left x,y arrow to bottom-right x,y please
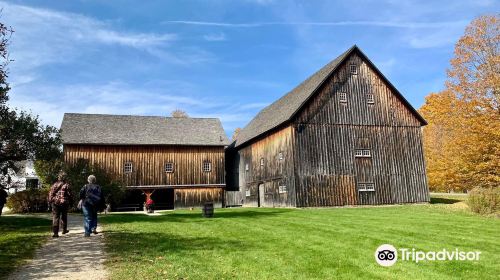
79,175 -> 104,237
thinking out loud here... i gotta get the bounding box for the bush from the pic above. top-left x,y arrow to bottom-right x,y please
6,188 -> 50,213
467,187 -> 500,215
64,158 -> 125,209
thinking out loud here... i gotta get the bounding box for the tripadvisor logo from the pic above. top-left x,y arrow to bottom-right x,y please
375,244 -> 481,267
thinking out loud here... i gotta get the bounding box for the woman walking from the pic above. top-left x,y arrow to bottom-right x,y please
79,175 -> 104,237
48,172 -> 73,237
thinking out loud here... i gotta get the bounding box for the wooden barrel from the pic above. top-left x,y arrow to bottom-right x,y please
202,202 -> 214,218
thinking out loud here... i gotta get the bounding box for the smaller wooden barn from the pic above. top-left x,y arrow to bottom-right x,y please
226,45 -> 429,207
61,113 -> 230,210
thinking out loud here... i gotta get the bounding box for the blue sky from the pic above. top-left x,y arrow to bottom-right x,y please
2,0 -> 498,136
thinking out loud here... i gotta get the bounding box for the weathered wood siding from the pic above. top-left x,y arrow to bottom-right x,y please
63,145 -> 226,187
293,53 -> 429,206
237,126 -> 296,207
174,188 -> 224,208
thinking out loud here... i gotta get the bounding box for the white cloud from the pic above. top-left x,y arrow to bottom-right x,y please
203,32 -> 227,41
163,20 -> 469,28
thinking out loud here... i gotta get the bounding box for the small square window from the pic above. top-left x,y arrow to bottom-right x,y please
367,93 -> 374,104
245,189 -> 251,197
165,162 -> 174,173
260,158 -> 265,166
339,92 -> 347,103
362,149 -> 371,157
124,162 -> 133,173
203,161 -> 211,172
355,150 -> 363,157
358,183 -> 375,192
350,64 -> 357,75
245,163 -> 249,171
278,152 -> 284,161
279,185 -> 287,194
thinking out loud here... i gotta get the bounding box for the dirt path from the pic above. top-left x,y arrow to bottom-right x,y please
8,214 -> 108,280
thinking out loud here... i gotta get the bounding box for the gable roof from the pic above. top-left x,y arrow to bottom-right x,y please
235,45 -> 427,148
61,113 -> 230,146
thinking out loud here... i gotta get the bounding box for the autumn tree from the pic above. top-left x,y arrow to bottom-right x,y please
420,15 -> 500,192
171,109 -> 189,118
232,127 -> 241,141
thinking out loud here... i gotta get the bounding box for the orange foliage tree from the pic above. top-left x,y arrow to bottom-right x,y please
420,15 -> 500,192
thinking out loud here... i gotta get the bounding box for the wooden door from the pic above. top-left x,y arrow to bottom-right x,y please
258,184 -> 265,207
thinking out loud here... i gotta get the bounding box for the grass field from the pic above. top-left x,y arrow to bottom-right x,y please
0,216 -> 50,278
101,202 -> 499,280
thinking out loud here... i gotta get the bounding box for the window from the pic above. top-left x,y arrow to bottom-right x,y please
358,183 -> 375,192
350,64 -> 357,75
245,163 -> 249,171
245,189 -> 251,197
124,162 -> 133,173
355,149 -> 372,158
278,152 -> 284,161
260,158 -> 265,166
165,162 -> 174,173
279,185 -> 287,194
366,93 -> 374,104
203,161 -> 211,172
339,92 -> 347,103
362,149 -> 371,157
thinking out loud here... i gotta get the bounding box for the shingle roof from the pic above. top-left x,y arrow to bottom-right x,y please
61,113 -> 230,146
235,45 -> 426,148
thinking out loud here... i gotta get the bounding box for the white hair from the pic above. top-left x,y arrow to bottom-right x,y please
87,175 -> 96,184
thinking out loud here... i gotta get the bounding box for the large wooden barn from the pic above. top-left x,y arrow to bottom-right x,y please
61,113 -> 229,209
227,45 -> 430,207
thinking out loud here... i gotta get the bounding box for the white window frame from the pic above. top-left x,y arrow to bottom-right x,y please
124,162 -> 133,173
358,183 -> 375,192
165,162 -> 174,173
260,158 -> 265,166
203,161 -> 212,172
279,185 -> 287,194
350,64 -> 357,75
339,92 -> 347,103
366,93 -> 374,104
355,149 -> 372,158
245,189 -> 251,197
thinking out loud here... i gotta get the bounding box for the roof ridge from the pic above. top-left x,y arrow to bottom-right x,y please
64,113 -> 220,120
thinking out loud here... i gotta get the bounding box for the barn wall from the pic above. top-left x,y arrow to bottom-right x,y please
237,126 -> 296,207
63,145 -> 226,187
293,53 -> 429,206
174,188 -> 224,209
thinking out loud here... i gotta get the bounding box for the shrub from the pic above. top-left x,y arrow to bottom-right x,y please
467,187 -> 499,215
6,188 -> 50,213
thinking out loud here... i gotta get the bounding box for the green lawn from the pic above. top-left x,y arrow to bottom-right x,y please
0,216 -> 50,278
101,203 -> 499,280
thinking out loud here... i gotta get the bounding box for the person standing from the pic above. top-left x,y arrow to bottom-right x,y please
0,188 -> 8,216
79,175 -> 104,237
48,172 -> 73,237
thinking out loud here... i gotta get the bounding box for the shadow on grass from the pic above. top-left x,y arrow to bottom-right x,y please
104,230 -> 251,262
0,216 -> 50,278
102,208 -> 293,225
430,197 -> 462,204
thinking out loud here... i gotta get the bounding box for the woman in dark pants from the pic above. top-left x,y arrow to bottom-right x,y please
48,172 -> 73,237
79,175 -> 104,237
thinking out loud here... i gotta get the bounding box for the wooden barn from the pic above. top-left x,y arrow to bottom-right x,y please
61,113 -> 229,210
226,45 -> 430,207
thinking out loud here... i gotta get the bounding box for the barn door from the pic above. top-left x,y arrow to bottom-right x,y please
258,184 -> 265,207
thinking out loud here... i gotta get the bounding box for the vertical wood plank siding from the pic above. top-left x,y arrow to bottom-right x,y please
174,188 -> 224,208
64,145 -> 226,187
293,53 -> 429,206
237,126 -> 297,207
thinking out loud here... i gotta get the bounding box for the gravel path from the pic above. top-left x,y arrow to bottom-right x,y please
8,214 -> 108,280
